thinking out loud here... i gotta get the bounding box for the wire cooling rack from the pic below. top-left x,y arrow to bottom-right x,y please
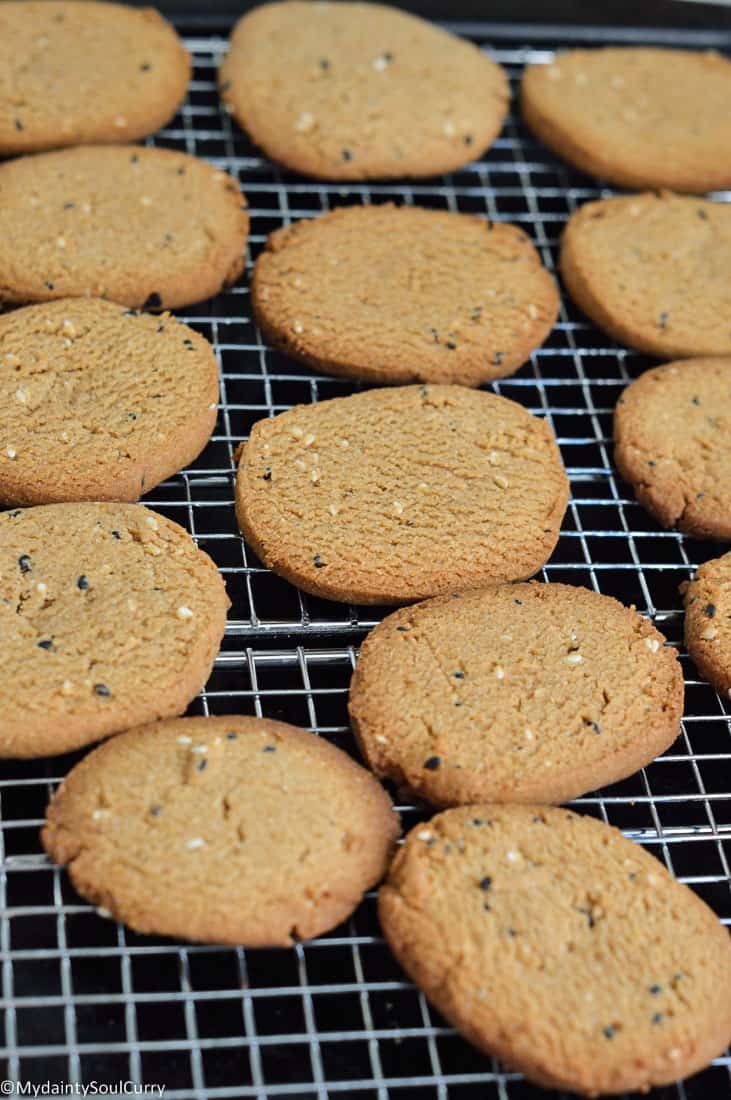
0,18 -> 730,1100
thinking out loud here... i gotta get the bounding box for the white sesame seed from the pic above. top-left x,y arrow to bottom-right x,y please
417,831 -> 433,841
5,353 -> 20,366
295,111 -> 315,133
303,433 -> 316,447
375,734 -> 389,744
443,120 -> 456,137
494,475 -> 510,490
60,680 -> 74,696
629,203 -> 642,217
92,809 -> 110,821
328,503 -> 338,517
311,469 -> 320,483
567,653 -> 583,665
186,837 -> 206,850
140,196 -> 152,206
701,626 -> 718,641
56,237 -> 66,249
191,744 -> 208,754
372,56 -> 388,71
294,459 -> 306,471
114,116 -> 127,128
96,907 -> 114,919
527,303 -> 539,319
63,319 -> 76,336
127,598 -> 137,612
144,515 -> 158,530
392,501 -> 404,515
669,1048 -> 683,1061
495,666 -> 505,680
5,447 -> 17,459
645,638 -> 660,653
36,582 -> 47,595
488,451 -> 499,465
177,735 -> 192,744
339,438 -> 349,448
291,426 -> 304,438
81,202 -> 91,214
177,606 -> 194,620
524,728 -> 534,741
506,850 -> 520,863
208,402 -> 217,410
15,388 -> 28,404
293,321 -> 304,334
418,481 -> 429,490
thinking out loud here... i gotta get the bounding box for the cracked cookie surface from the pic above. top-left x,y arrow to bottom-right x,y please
380,803 -> 731,1096
682,551 -> 731,698
42,715 -> 400,945
0,1 -> 190,155
235,385 -> 569,604
560,193 -> 731,358
252,205 -> 559,386
350,582 -> 683,806
0,502 -> 228,757
0,145 -> 248,309
522,48 -> 731,193
0,299 -> 218,505
219,1 -> 509,180
614,358 -> 731,538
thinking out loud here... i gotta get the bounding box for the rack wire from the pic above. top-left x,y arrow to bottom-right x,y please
0,19 -> 729,1100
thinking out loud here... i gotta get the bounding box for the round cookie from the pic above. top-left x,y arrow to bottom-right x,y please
559,193 -> 731,358
0,2 -> 190,155
380,804 -> 731,1096
682,552 -> 731,698
350,582 -> 683,807
219,1 -> 509,180
0,145 -> 248,309
0,503 -> 229,758
614,358 -> 731,539
252,205 -> 559,386
235,385 -> 569,604
42,715 -> 400,945
0,299 -> 219,505
522,48 -> 731,193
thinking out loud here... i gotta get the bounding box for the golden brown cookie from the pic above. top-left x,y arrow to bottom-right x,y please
682,552 -> 731,698
0,2 -> 190,155
42,715 -> 400,945
219,1 -> 509,180
0,145 -> 248,309
614,358 -> 731,539
560,192 -> 731,358
235,385 -> 569,604
0,299 -> 219,505
0,503 -> 229,758
522,48 -> 731,193
350,582 -> 683,807
252,205 -> 559,386
380,804 -> 731,1096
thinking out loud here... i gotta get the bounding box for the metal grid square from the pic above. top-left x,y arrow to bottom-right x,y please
0,18 -> 730,1100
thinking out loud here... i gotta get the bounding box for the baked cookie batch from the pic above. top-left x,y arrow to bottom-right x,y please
1,2 -> 730,1096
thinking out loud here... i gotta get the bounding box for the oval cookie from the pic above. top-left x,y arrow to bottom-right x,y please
219,1 -> 509,180
380,804 -> 731,1096
350,582 -> 683,806
0,299 -> 219,505
0,2 -> 190,155
522,48 -> 731,193
560,193 -> 731,358
682,552 -> 731,698
252,205 -> 559,386
42,715 -> 400,945
0,145 -> 248,309
236,385 -> 569,604
0,503 -> 229,757
614,358 -> 731,539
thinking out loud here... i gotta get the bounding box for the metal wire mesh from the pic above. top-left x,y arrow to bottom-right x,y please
0,18 -> 730,1100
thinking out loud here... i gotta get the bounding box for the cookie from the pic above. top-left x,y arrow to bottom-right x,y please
614,358 -> 731,539
0,299 -> 219,505
0,145 -> 248,309
0,503 -> 228,758
42,714 -> 399,945
522,48 -> 731,193
682,552 -> 731,699
560,192 -> 731,358
350,582 -> 683,807
252,205 -> 559,387
0,2 -> 190,155
235,385 -> 569,604
219,1 -> 509,180
380,803 -> 731,1096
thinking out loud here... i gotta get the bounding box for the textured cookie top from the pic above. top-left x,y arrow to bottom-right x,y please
0,2 -> 190,155
614,358 -> 731,539
0,145 -> 248,309
0,503 -> 229,757
252,205 -> 559,386
522,48 -> 731,193
219,1 -> 509,179
43,715 -> 400,945
380,804 -> 731,1096
0,299 -> 219,505
236,385 -> 569,604
560,193 -> 731,358
350,582 -> 683,807
682,552 -> 731,698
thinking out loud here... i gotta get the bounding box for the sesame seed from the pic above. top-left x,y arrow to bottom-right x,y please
177,606 -> 194,620
506,850 -> 520,863
60,680 -> 74,696
494,474 -> 510,490
295,111 -> 315,133
701,625 -> 718,641
375,734 -> 389,744
15,388 -> 28,404
527,303 -> 539,319
567,653 -> 583,665
392,501 -> 404,515
443,120 -> 456,137
94,683 -> 111,697
56,237 -> 66,249
328,503 -> 339,516
208,402 -> 218,410
36,582 -> 47,595
114,116 -> 127,127
645,638 -> 660,653
5,447 -> 17,459
191,744 -> 208,754
293,321 -> 304,334
525,728 -> 534,741
372,56 -> 388,71
417,831 -> 433,841
92,809 -> 110,821
487,451 -> 499,465
303,433 -> 316,447
186,837 -> 206,850
311,469 -> 320,483
424,756 -> 441,770
140,196 -> 152,206
177,735 -> 192,744
144,516 -> 158,530
495,666 -> 505,680
96,907 -> 114,919
294,459 -> 306,471
291,426 -> 304,438
127,598 -> 137,612
339,438 -> 349,448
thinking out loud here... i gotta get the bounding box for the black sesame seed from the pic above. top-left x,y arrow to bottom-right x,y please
383,51 -> 394,61
220,79 -> 231,91
14,119 -> 23,131
18,555 -> 31,573
652,1013 -> 663,1025
648,459 -> 656,467
262,468 -> 272,481
470,307 -> 481,322
226,732 -> 238,740
691,396 -> 701,406
111,530 -> 121,540
197,759 -> 208,772
706,604 -> 717,618
603,1026 -> 616,1040
63,202 -> 75,210
424,755 -> 441,770
658,311 -> 669,329
697,208 -> 709,220
479,876 -> 492,891
177,166 -> 186,176
45,281 -> 55,291
313,554 -> 325,568
130,154 -> 139,164
319,58 -> 330,70
140,62 -> 152,71
472,818 -> 485,826
37,639 -> 53,650
94,683 -> 111,697
150,804 -> 162,816
263,745 -> 277,753
342,149 -> 353,162
8,510 -> 21,518
494,352 -> 504,366
514,597 -> 522,605
77,575 -> 89,590
183,338 -> 194,346
464,134 -> 473,146
650,984 -> 662,995
592,722 -> 601,734
143,292 -> 162,310
396,625 -> 409,632
446,340 -> 457,350
453,670 -> 465,679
